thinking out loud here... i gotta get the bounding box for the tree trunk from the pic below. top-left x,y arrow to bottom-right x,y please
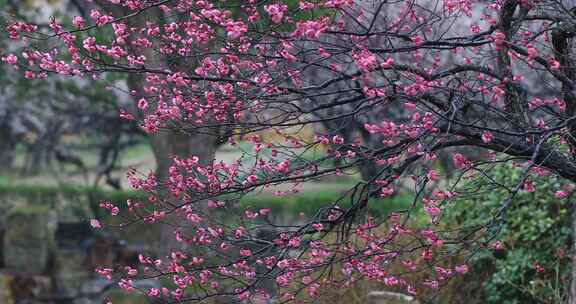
359,161 -> 380,183
101,0 -> 224,258
0,126 -> 15,174
22,142 -> 45,176
571,202 -> 576,304
149,131 -> 219,183
551,13 -> 576,303
148,129 -> 220,257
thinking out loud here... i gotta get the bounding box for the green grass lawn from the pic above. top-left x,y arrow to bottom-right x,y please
2,139 -> 420,221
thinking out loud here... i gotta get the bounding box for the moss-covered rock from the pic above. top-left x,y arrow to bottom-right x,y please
3,205 -> 56,274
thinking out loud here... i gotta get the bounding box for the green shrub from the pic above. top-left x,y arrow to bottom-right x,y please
0,182 -> 145,219
240,192 -> 412,219
448,164 -> 571,304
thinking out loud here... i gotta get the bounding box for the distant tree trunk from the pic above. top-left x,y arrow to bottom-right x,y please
22,141 -> 45,176
149,131 -> 219,183
148,129 -> 220,257
126,86 -> 221,259
0,126 -> 15,173
93,0 -> 224,257
357,126 -> 381,184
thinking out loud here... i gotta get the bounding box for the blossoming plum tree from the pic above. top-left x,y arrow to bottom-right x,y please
4,0 -> 576,302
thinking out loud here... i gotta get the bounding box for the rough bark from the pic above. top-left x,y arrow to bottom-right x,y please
551,9 -> 576,302
497,0 -> 531,127
572,204 -> 576,304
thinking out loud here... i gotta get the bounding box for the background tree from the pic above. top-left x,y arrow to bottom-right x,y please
0,0 -> 144,184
